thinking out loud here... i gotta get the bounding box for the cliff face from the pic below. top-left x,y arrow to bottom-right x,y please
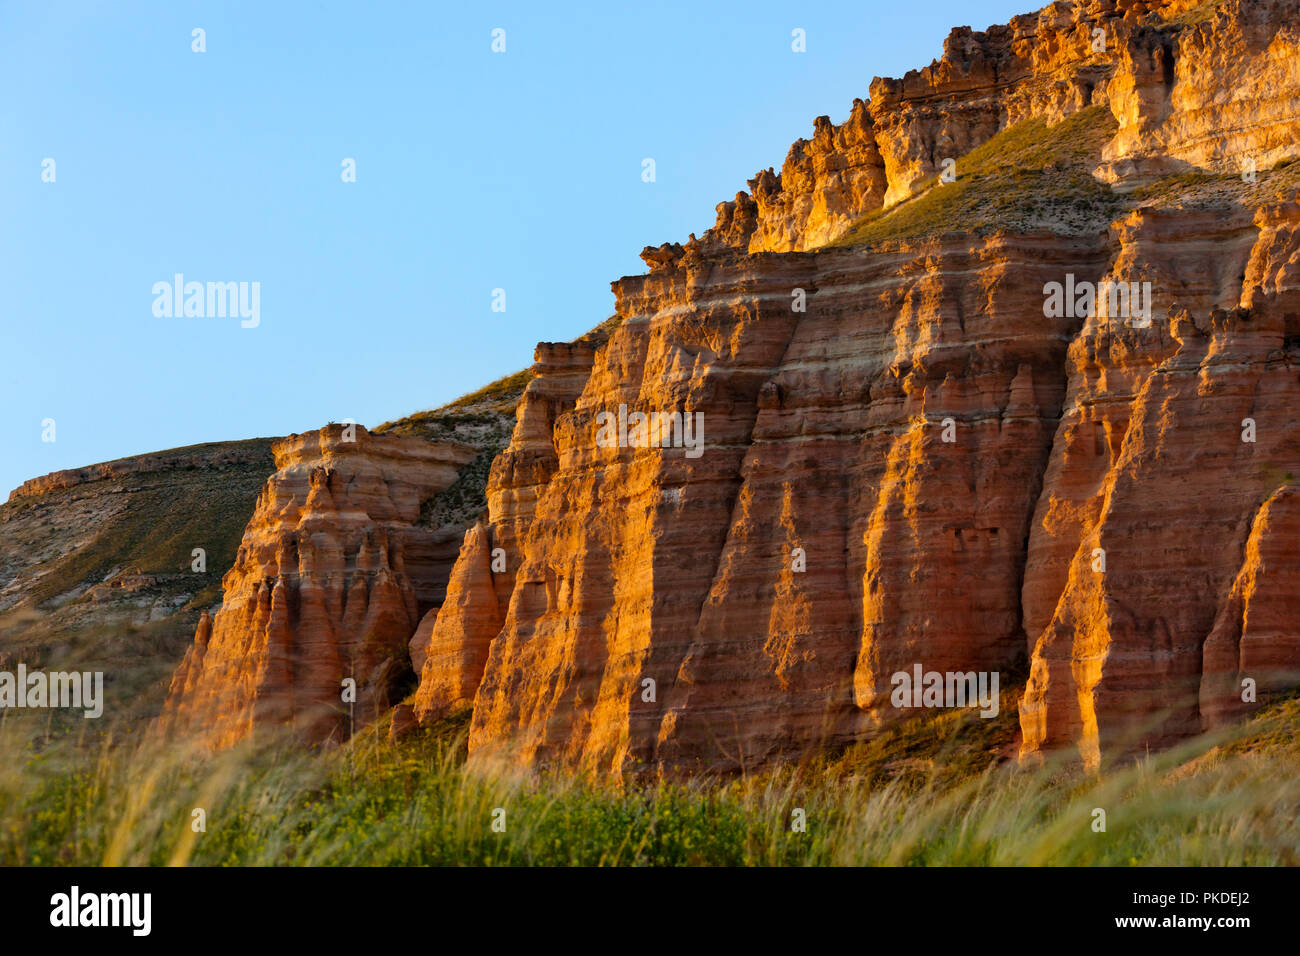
1019,202 -> 1300,764
150,0 -> 1300,771
404,0 -> 1300,774
156,425 -> 475,748
428,234 -> 1106,773
701,0 -> 1300,255
410,342 -> 601,723
1099,0 -> 1300,184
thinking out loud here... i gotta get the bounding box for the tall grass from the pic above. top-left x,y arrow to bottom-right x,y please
2,697 -> 1298,866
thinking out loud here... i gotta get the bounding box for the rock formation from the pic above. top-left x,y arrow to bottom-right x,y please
1019,201 -> 1300,765
156,425 -> 474,748
700,0 -> 1300,254
404,0 -> 1300,774
428,233 -> 1112,774
150,0 -> 1300,773
411,340 -> 603,725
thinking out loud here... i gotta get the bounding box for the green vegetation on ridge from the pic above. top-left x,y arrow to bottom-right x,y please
830,107 -> 1125,248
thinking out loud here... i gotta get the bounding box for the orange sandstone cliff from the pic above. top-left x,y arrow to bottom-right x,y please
157,425 -> 474,747
160,0 -> 1300,771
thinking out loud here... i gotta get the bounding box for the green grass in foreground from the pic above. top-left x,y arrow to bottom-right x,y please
3,692 -> 1299,866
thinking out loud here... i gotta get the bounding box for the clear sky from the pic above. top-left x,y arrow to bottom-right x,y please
0,0 -> 1032,495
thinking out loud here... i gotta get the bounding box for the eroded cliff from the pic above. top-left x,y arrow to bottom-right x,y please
406,0 -> 1300,774
156,425 -> 475,747
157,0 -> 1300,772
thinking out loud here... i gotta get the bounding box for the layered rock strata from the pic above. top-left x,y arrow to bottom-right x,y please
156,425 -> 474,748
158,0 -> 1300,772
699,0 -> 1300,254
408,0 -> 1300,773
1019,202 -> 1300,765
422,233 -> 1111,773
411,341 -> 603,723
417,204 -> 1300,773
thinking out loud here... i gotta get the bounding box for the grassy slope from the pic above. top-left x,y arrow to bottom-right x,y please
377,369 -> 534,439
828,107 -> 1300,251
1161,0 -> 1231,27
830,107 -> 1126,248
0,440 -> 276,726
5,690 -> 1298,865
374,372 -> 532,532
2,439 -> 274,610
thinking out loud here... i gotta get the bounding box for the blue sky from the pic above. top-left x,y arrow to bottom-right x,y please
0,0 -> 1030,494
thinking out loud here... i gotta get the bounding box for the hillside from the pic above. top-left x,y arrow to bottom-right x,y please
0,440 -> 276,726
